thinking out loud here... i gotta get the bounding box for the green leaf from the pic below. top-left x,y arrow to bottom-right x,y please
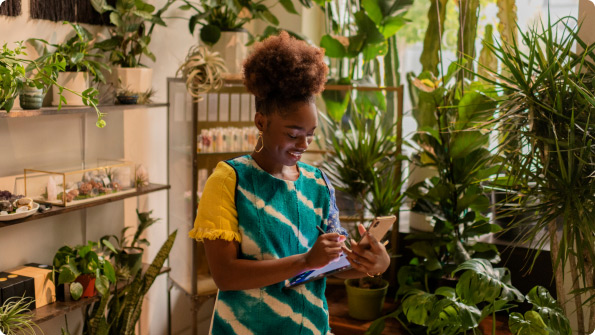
509,311 -> 549,335
260,10 -> 279,25
354,11 -> 385,45
95,274 -> 110,296
362,42 -> 388,61
526,286 -> 572,335
380,16 -> 407,39
361,0 -> 383,25
279,0 -> 298,14
320,34 -> 346,58
102,259 -> 117,283
455,259 -> 524,305
70,282 -> 83,300
58,265 -> 77,284
178,4 -> 192,10
401,289 -> 437,325
110,12 -> 123,27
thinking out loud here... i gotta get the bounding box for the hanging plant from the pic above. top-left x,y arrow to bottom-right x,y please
176,46 -> 227,101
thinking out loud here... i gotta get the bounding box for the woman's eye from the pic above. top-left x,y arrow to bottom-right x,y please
288,134 -> 297,139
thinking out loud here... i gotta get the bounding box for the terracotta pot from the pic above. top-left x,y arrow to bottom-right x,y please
74,274 -> 97,298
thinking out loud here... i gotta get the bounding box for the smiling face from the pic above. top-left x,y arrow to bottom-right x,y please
254,101 -> 318,169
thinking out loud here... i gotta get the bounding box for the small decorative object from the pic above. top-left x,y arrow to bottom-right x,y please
18,85 -> 45,110
135,165 -> 149,187
0,272 -> 35,309
6,263 -> 55,309
0,191 -> 38,221
116,92 -> 138,105
177,46 -> 227,101
24,160 -> 136,207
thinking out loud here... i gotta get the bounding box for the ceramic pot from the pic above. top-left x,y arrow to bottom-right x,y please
19,87 -> 45,109
210,31 -> 249,76
52,72 -> 89,106
117,247 -> 144,277
112,67 -> 153,94
117,94 -> 139,105
345,278 -> 389,320
407,161 -> 437,232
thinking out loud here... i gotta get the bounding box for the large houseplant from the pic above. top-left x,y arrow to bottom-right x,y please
91,0 -> 176,95
476,15 -> 595,332
31,22 -> 109,107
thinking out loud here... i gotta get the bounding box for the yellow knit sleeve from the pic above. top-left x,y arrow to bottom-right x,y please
188,162 -> 241,243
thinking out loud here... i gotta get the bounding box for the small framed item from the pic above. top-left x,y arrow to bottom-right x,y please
285,215 -> 396,288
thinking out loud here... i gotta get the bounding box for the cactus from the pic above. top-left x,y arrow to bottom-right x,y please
420,0 -> 449,76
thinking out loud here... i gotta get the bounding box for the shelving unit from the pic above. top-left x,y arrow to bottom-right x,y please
30,265 -> 171,324
0,183 -> 170,228
0,102 -> 171,329
0,103 -> 168,119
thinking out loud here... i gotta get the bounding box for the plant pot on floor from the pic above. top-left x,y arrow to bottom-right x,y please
52,72 -> 89,106
210,31 -> 249,77
345,278 -> 389,321
117,247 -> 144,277
19,87 -> 45,109
112,67 -> 153,94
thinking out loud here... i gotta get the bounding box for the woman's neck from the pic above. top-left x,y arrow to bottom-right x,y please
251,152 -> 299,181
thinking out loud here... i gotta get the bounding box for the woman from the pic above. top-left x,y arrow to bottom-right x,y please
189,32 -> 390,335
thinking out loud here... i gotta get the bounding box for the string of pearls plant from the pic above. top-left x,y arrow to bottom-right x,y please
177,46 -> 227,101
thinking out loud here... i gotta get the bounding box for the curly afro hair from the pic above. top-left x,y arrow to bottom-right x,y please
243,31 -> 328,116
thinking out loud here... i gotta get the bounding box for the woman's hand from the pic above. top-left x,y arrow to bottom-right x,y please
342,224 -> 390,276
304,233 -> 346,269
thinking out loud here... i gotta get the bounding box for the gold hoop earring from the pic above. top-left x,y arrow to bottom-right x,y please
255,131 -> 264,153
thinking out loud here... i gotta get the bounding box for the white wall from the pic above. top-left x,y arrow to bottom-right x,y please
0,0 -> 194,333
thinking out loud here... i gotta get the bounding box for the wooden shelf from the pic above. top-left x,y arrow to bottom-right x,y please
0,103 -> 168,119
0,183 -> 170,229
31,265 -> 171,324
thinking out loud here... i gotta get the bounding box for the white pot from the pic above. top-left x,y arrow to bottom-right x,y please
408,161 -> 437,232
210,31 -> 250,76
52,72 -> 89,106
112,67 -> 153,94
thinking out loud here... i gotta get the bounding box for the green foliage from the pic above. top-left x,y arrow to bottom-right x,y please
101,209 -> 161,254
405,70 -> 502,276
31,22 -> 110,83
52,240 -> 117,299
0,296 -> 40,335
0,41 -> 105,125
372,260 -> 570,335
179,0 -> 298,46
91,0 -> 176,67
477,15 -> 595,309
321,98 -> 405,218
83,230 -> 177,335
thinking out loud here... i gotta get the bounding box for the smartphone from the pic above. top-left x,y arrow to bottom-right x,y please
358,215 -> 396,247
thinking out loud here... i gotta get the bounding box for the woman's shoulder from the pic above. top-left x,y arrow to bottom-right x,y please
209,161 -> 237,182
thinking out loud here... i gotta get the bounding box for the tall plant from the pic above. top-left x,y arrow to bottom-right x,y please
476,16 -> 595,332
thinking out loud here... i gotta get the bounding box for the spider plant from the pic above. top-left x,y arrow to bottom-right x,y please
476,15 -> 595,332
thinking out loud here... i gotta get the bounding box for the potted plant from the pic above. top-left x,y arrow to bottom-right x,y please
30,22 -> 109,107
100,209 -> 161,278
377,259 -> 572,335
179,0 -> 299,75
476,15 -> 595,332
1,41 -> 106,126
176,45 -> 227,101
83,231 -> 177,335
52,240 -> 117,301
0,296 -> 40,335
91,0 -> 175,97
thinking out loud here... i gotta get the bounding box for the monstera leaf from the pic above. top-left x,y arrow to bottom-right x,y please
509,311 -> 549,335
526,286 -> 572,335
454,259 -> 524,305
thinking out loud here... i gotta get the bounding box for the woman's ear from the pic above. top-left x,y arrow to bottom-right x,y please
254,112 -> 266,132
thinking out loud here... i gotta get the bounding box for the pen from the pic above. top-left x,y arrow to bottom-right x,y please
316,225 -> 325,235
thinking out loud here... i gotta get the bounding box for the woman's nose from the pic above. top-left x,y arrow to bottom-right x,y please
296,136 -> 309,150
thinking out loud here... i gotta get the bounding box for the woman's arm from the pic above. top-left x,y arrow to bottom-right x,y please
204,232 -> 346,291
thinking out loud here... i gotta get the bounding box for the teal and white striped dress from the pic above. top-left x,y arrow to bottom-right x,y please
209,155 -> 342,335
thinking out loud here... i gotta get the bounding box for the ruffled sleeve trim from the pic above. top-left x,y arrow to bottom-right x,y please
188,227 -> 242,243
